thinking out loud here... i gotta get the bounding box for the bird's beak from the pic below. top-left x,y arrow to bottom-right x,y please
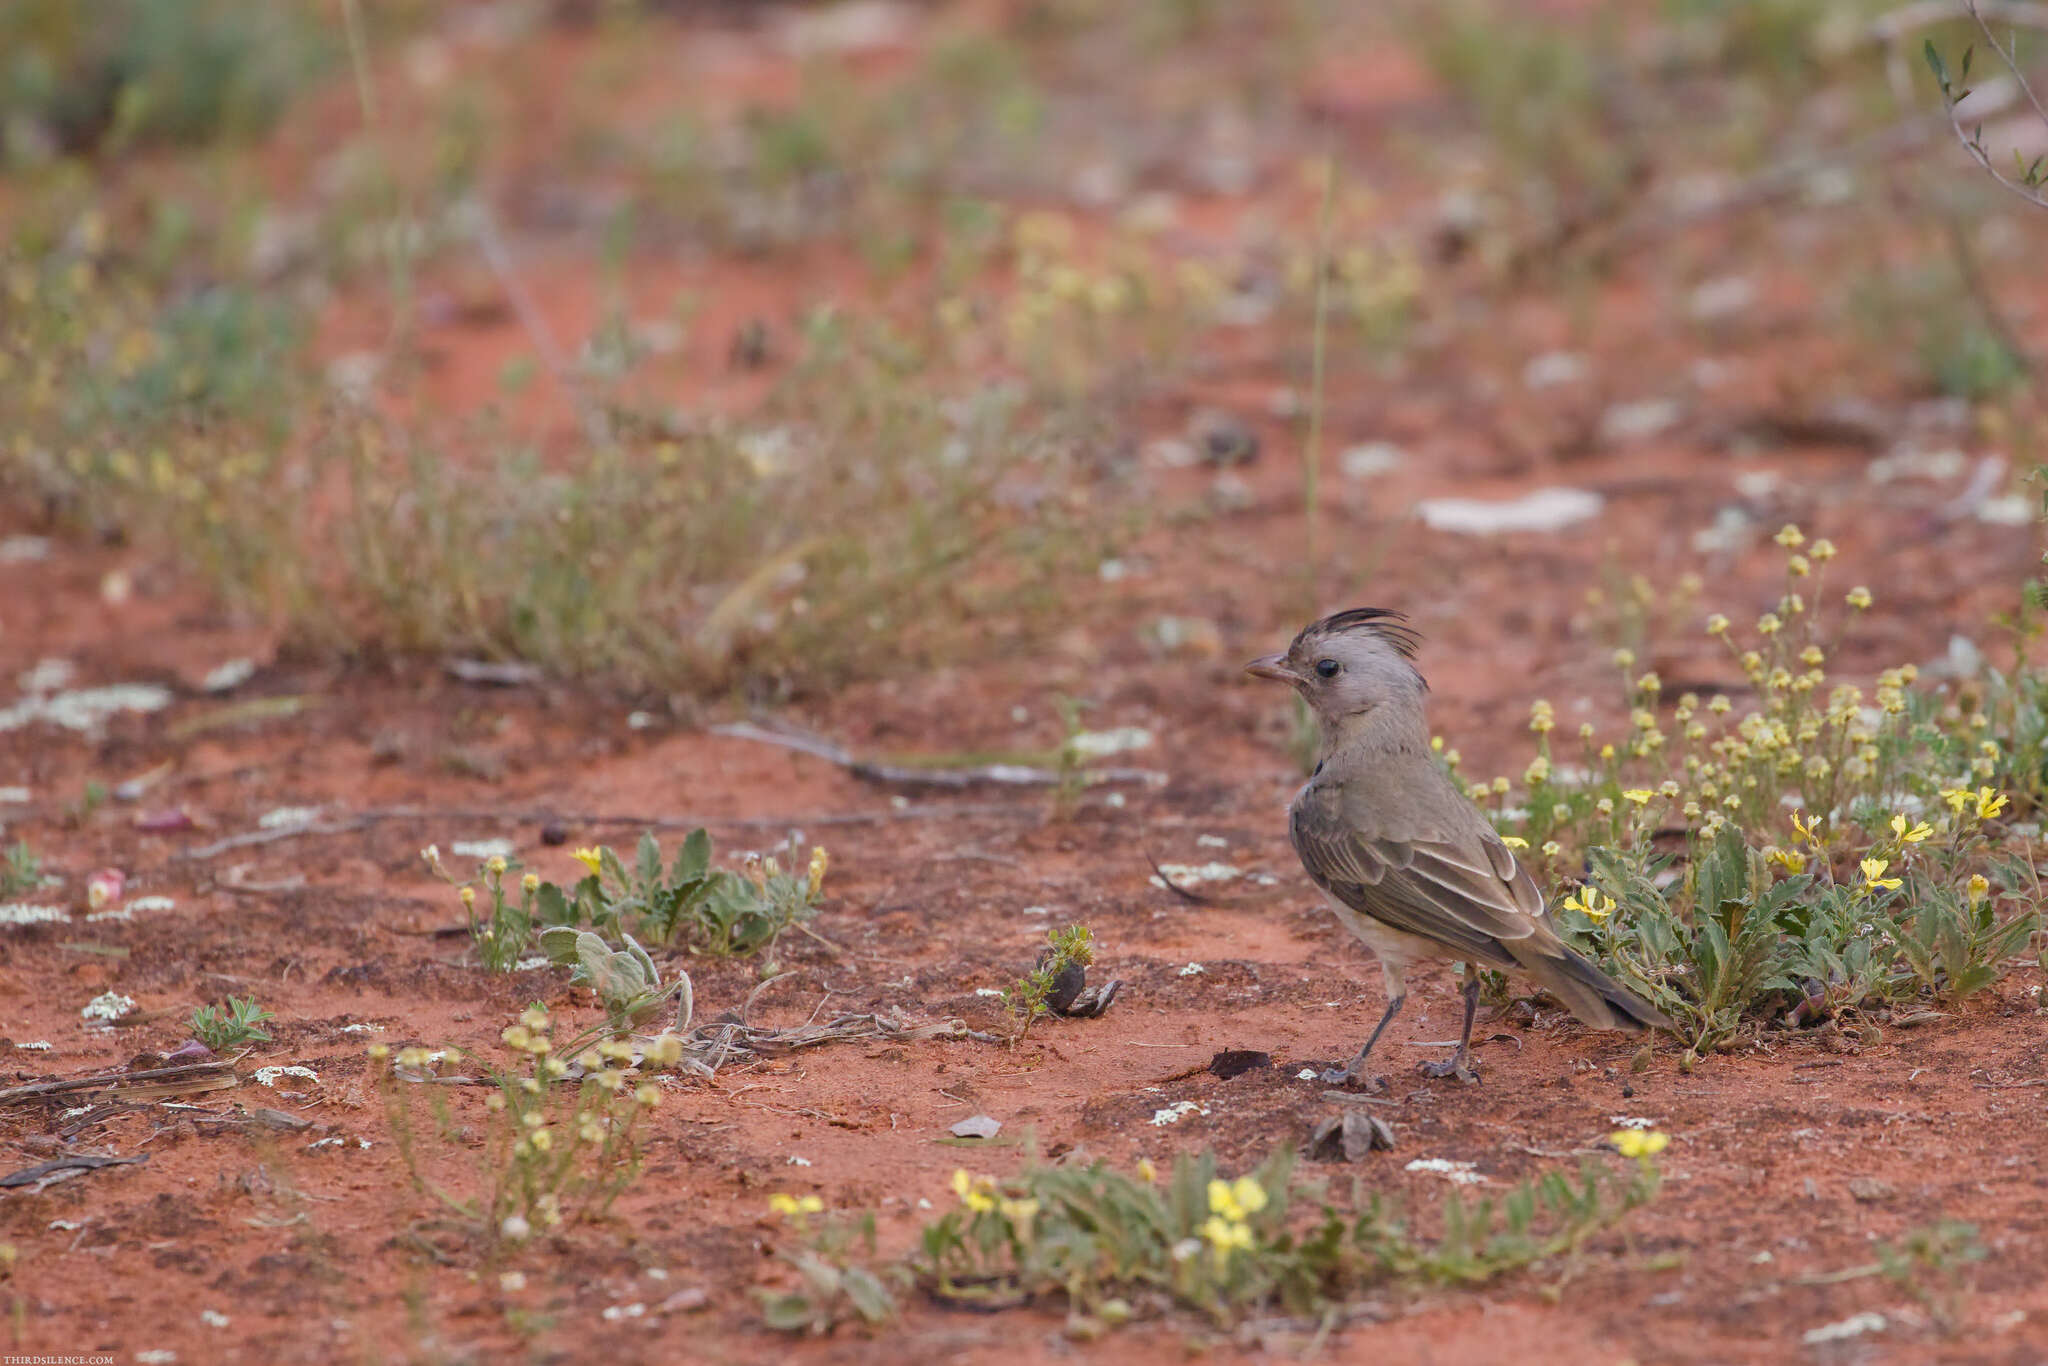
1244,652 -> 1302,685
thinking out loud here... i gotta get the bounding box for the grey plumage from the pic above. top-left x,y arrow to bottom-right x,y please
1248,608 -> 1668,1085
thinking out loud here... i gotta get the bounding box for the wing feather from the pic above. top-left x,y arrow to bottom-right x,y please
1289,790 -> 1543,965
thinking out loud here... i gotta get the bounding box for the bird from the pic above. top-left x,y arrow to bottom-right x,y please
1246,607 -> 1669,1085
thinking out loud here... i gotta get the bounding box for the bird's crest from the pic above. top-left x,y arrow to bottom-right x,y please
1293,607 -> 1422,662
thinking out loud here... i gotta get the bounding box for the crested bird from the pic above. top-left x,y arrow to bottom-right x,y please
1247,608 -> 1669,1085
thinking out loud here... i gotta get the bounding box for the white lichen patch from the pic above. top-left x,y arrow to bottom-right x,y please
1149,862 -> 1241,889
1067,726 -> 1154,759
1803,1313 -> 1886,1345
1404,1158 -> 1486,1185
255,1065 -> 319,1088
258,805 -> 322,829
0,681 -> 173,734
1,903 -> 69,926
974,987 -> 1005,997
1417,487 -> 1603,536
0,786 -> 29,803
1178,962 -> 1206,977
81,992 -> 136,1021
1150,1100 -> 1210,1126
452,837 -> 516,860
201,658 -> 257,693
1609,1115 -> 1657,1129
1196,834 -> 1230,848
18,1041 -> 54,1052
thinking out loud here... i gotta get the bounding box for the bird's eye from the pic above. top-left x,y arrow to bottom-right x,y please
1315,658 -> 1340,678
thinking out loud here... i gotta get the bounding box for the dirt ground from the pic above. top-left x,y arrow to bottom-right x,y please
6,3 -> 2048,1364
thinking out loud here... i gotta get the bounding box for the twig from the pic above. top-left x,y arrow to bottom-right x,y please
461,198 -> 611,444
710,720 -> 1164,790
1868,0 -> 2048,43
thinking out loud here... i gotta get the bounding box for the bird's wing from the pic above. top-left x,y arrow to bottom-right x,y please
1289,787 -> 1544,966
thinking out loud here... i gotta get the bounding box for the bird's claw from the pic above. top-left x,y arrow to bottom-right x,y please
1419,1054 -> 1479,1084
1318,1065 -> 1389,1092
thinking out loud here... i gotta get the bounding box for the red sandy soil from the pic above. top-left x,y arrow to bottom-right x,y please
6,5 -> 2048,1364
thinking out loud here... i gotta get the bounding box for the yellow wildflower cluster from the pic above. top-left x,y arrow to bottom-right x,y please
1610,1129 -> 1670,1160
949,1170 -> 1039,1231
1200,1176 -> 1269,1267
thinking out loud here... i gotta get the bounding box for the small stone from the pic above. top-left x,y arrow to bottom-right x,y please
950,1115 -> 1002,1140
1847,1177 -> 1894,1203
1188,409 -> 1259,467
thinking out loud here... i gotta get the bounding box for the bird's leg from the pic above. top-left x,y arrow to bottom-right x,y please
1321,992 -> 1405,1087
1420,970 -> 1482,1084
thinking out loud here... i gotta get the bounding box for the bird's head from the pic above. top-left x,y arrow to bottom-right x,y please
1244,608 -> 1426,723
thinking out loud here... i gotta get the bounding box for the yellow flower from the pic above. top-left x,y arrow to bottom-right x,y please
1860,858 -> 1901,892
1976,788 -> 2008,820
1541,840 -> 1562,857
1811,538 -> 1837,561
1201,1215 -> 1254,1263
1773,524 -> 1804,548
1207,1176 -> 1268,1222
1846,586 -> 1872,610
1967,873 -> 1989,905
1610,1129 -> 1670,1159
998,1197 -> 1039,1227
1772,848 -> 1808,875
807,846 -> 829,897
367,1043 -> 390,1061
1787,554 -> 1810,577
767,1193 -> 822,1218
1622,789 -> 1653,806
1790,810 -> 1818,843
519,1004 -> 550,1031
521,872 -> 540,894
1137,1158 -> 1158,1183
1890,814 -> 1932,844
1755,613 -> 1782,637
460,886 -> 476,908
1613,648 -> 1637,670
1500,836 -> 1529,850
1636,672 -> 1662,695
1941,787 -> 1970,814
635,1083 -> 661,1108
572,847 -> 604,877
951,1169 -> 996,1213
1705,613 -> 1729,636
1563,887 -> 1615,921
528,1128 -> 553,1152
486,855 -> 509,877
649,1033 -> 684,1066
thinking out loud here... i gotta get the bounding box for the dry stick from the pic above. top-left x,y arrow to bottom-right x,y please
1868,0 -> 2048,42
710,720 -> 1165,790
465,198 -> 612,445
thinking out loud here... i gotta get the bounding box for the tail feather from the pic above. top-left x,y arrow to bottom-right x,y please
1507,941 -> 1671,1033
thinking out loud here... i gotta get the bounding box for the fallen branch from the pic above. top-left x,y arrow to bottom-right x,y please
0,1058 -> 241,1107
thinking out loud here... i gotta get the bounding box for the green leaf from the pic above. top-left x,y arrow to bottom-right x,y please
674,827 -> 712,883
538,925 -> 583,967
636,831 -> 663,889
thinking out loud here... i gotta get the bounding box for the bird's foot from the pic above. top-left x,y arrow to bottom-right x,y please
1418,1052 -> 1480,1084
1318,1064 -> 1390,1092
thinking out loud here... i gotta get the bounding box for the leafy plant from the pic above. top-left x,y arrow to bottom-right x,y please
766,1142 -> 1662,1334
0,842 -> 40,898
759,1202 -> 896,1335
427,830 -> 829,974
189,995 -> 273,1051
537,928 -> 691,1035
372,1003 -> 687,1256
1005,923 -> 1094,1042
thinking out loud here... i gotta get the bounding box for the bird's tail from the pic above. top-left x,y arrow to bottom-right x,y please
1507,940 -> 1671,1032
